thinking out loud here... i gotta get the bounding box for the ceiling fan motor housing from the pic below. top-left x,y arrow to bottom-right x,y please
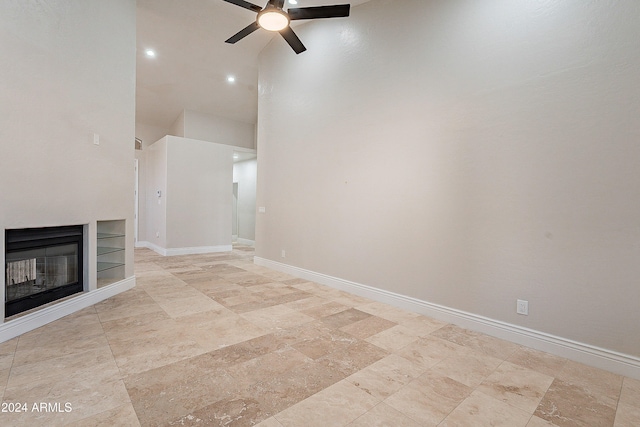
223,0 -> 351,54
257,7 -> 290,32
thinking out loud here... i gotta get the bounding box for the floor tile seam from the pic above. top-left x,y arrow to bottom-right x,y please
9,342 -> 118,374
549,375 -> 622,409
373,328 -> 434,357
143,286 -> 200,314
485,359 -> 556,405
223,345 -> 316,394
493,341 -> 521,362
613,376 -> 625,416
67,401 -> 139,427
346,401 -> 388,427
96,312 -> 130,382
474,385 -> 546,416
347,365 -> 403,398
184,279 -> 227,304
380,389 -> 430,427
3,336 -> 20,396
619,389 -> 640,410
271,380 -> 376,426
94,290 -> 177,381
0,346 -> 17,403
9,336 -> 113,375
421,379 -> 473,426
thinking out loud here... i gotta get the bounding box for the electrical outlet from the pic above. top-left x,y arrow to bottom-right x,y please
281,250 -> 286,258
517,299 -> 529,315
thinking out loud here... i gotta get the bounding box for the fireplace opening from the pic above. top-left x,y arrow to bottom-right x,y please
5,225 -> 84,317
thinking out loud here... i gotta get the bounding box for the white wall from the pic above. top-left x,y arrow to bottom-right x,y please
233,159 -> 257,243
137,107 -> 255,250
144,137 -> 168,249
0,1 -> 136,277
136,122 -> 169,149
183,110 -> 255,149
167,137 -> 233,250
143,136 -> 234,253
256,0 -> 640,359
168,110 -> 186,138
134,123 -> 169,244
0,0 -> 136,320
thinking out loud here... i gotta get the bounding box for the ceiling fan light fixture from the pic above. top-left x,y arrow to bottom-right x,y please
257,9 -> 290,31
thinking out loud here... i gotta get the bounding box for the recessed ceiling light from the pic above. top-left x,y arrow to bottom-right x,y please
227,76 -> 236,83
289,0 -> 298,4
145,49 -> 156,58
233,153 -> 239,159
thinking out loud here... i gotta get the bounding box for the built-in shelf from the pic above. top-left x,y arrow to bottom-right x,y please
97,261 -> 125,272
97,232 -> 125,239
97,220 -> 126,288
97,246 -> 124,256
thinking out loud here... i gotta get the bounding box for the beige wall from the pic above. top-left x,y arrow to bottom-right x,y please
183,110 -> 255,149
256,0 -> 640,357
167,137 -> 233,249
143,136 -> 234,252
136,122 -> 169,149
168,111 -> 186,138
0,0 -> 136,317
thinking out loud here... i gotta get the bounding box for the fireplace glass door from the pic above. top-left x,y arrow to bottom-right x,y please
5,225 -> 84,317
6,243 -> 79,302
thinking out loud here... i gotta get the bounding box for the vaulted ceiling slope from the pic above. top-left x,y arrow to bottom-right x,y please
136,0 -> 371,131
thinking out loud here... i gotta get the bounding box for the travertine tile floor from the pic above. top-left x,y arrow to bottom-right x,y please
0,245 -> 638,426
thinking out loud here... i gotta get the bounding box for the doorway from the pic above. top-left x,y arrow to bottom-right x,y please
232,182 -> 239,243
232,152 -> 257,246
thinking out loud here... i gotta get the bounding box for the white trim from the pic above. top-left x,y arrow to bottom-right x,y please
165,245 -> 232,256
0,276 -> 135,343
136,241 -> 232,256
254,257 -> 640,380
134,158 -> 139,244
136,240 -> 167,255
236,238 -> 255,246
135,240 -> 151,249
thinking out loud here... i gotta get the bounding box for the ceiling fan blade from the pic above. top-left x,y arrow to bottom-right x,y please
222,0 -> 262,13
225,22 -> 261,44
280,27 -> 306,54
288,4 -> 350,20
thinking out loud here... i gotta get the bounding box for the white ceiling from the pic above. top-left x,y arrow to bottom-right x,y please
136,0 -> 371,131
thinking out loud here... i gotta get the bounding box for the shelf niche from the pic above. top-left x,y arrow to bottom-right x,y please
97,220 -> 125,288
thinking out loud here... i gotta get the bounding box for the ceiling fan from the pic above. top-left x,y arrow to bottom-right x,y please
223,0 -> 351,54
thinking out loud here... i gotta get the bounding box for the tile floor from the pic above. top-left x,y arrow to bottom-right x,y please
0,246 -> 638,426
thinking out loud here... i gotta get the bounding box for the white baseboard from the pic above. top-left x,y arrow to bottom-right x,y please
0,276 -> 135,343
254,257 -> 640,380
136,241 -> 164,254
236,238 -> 255,246
136,241 -> 232,256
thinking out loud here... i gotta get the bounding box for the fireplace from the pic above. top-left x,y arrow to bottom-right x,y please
5,225 -> 84,317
